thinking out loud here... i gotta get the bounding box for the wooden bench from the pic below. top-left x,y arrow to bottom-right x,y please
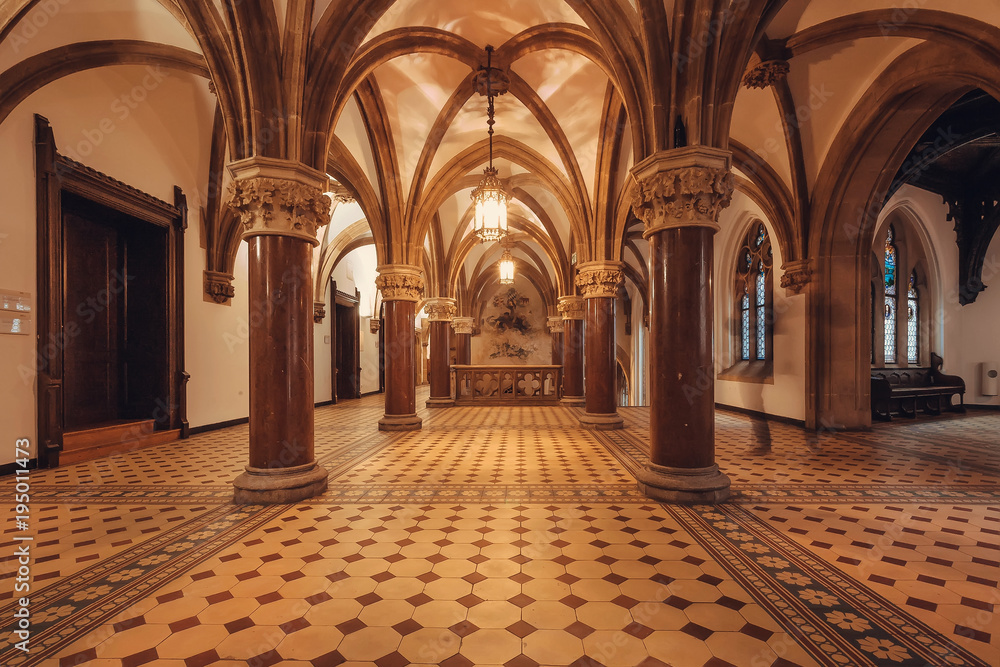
871,353 -> 966,420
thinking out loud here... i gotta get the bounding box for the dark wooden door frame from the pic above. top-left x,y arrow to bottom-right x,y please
329,279 -> 361,402
34,114 -> 188,468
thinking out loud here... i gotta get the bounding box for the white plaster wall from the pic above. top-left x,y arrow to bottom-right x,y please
0,66 -> 251,465
714,191 -> 807,421
882,186 -> 1000,407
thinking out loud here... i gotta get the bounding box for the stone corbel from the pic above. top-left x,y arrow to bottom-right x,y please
204,270 -> 235,304
314,302 -> 326,323
780,259 -> 812,295
742,59 -> 791,89
547,316 -> 563,334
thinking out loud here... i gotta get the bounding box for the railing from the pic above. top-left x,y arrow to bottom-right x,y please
452,365 -> 562,405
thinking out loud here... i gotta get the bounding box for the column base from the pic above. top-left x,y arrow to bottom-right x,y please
379,413 -> 423,431
637,463 -> 731,504
425,397 -> 455,408
561,396 -> 585,407
233,461 -> 329,504
579,412 -> 624,430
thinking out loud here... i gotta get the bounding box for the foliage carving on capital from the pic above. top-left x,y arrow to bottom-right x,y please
575,267 -> 624,299
375,271 -> 425,302
557,296 -> 586,320
632,165 -> 734,235
451,317 -> 475,335
742,60 -> 791,89
425,299 -> 457,322
547,316 -> 563,334
228,177 -> 331,244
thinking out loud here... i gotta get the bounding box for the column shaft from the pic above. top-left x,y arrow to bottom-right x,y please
581,296 -> 621,427
456,334 -> 472,365
562,319 -> 585,405
247,236 -> 315,469
648,228 -> 715,466
380,299 -> 421,429
427,320 -> 453,407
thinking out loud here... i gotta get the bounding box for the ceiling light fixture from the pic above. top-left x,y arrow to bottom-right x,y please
498,239 -> 515,285
471,45 -> 510,244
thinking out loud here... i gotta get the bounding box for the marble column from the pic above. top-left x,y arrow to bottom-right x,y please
631,146 -> 734,503
577,262 -> 625,430
452,317 -> 474,365
376,265 -> 424,431
547,316 -> 563,368
558,296 -> 586,406
425,297 -> 457,408
227,158 -> 331,504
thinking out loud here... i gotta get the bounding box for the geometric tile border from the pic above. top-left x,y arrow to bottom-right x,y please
669,504 -> 989,666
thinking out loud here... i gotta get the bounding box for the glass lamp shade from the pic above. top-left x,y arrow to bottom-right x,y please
498,248 -> 515,285
471,166 -> 509,243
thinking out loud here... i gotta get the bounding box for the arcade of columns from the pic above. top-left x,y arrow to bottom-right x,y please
224,147 -> 734,507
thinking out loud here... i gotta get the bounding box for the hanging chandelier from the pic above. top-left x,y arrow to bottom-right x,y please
498,242 -> 515,285
471,45 -> 510,244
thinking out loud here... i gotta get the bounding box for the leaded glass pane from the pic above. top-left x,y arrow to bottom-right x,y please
884,226 -> 897,296
741,291 -> 750,361
884,296 -> 896,362
755,266 -> 766,359
907,272 -> 918,363
755,224 -> 766,248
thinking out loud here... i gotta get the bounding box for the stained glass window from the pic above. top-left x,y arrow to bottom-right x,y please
741,287 -> 750,361
756,263 -> 766,360
907,271 -> 918,364
736,222 -> 772,363
883,225 -> 898,363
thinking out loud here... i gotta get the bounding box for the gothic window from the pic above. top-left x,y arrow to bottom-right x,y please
883,225 -> 898,363
736,222 -> 772,363
907,271 -> 919,364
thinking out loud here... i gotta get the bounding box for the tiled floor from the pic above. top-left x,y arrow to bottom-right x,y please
1,390 -> 998,666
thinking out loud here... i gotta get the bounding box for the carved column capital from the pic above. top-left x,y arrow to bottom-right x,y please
375,264 -> 425,302
451,317 -> 475,335
742,59 -> 790,89
631,147 -> 734,237
547,316 -> 564,334
313,302 -> 326,323
227,158 -> 331,246
575,261 -> 624,299
204,270 -> 235,304
780,259 -> 812,295
424,297 -> 457,322
557,295 -> 586,320
327,183 -> 356,204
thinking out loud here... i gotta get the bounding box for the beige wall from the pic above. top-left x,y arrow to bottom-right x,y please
714,192 -> 808,421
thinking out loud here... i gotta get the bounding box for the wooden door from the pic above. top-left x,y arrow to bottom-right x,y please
63,213 -> 121,429
336,302 -> 360,399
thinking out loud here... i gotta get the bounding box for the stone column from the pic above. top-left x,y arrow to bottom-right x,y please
631,146 -> 734,503
577,262 -> 625,430
452,317 -> 474,365
547,316 -> 563,368
425,297 -> 457,408
227,158 -> 331,504
558,295 -> 586,406
376,265 -> 424,431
